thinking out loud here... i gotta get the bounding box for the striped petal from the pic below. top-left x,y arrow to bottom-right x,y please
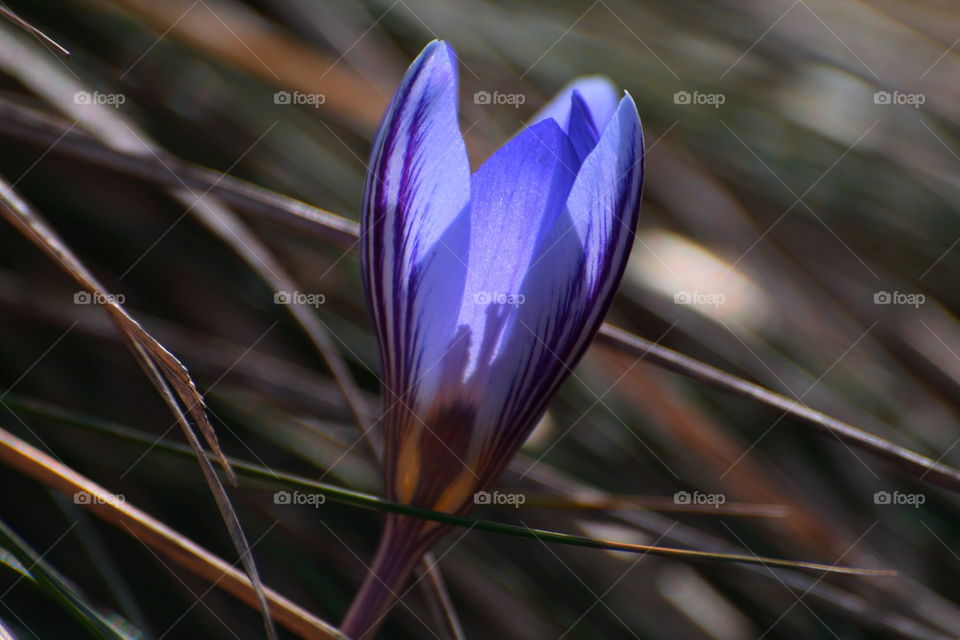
555,93 -> 644,361
361,40 -> 471,405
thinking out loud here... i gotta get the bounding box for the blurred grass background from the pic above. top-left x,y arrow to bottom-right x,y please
1,0 -> 960,638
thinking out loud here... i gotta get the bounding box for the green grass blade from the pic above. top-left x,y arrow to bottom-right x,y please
0,519 -> 141,640
6,394 -> 893,578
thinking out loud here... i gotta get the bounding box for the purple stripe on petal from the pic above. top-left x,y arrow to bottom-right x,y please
566,90 -> 601,162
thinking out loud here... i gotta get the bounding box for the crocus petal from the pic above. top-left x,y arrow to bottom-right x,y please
558,93 -> 644,356
479,93 -> 644,455
454,119 -> 580,380
362,40 -> 471,400
531,75 -> 620,135
566,91 -> 601,162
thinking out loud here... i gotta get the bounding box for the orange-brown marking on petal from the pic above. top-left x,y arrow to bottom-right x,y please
431,466 -> 477,514
395,427 -> 422,504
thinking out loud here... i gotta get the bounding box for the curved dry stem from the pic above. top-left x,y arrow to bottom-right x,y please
0,172 -> 285,638
595,325 -> 960,492
0,6 -> 70,58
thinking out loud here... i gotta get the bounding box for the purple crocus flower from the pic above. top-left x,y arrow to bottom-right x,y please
342,40 -> 643,638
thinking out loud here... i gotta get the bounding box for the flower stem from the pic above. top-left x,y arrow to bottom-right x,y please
340,515 -> 444,639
